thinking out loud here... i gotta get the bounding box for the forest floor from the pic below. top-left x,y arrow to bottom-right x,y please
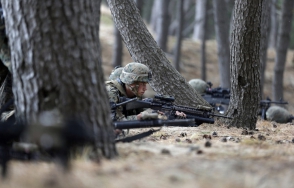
2,5 -> 294,188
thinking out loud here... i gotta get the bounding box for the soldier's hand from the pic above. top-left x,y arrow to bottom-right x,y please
138,111 -> 158,120
175,111 -> 186,119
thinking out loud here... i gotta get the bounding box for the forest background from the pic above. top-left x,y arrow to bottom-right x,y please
2,0 -> 294,188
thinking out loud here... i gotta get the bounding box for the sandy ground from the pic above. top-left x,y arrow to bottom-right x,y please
2,121 -> 294,188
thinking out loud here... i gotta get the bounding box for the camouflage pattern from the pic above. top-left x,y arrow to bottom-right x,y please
188,79 -> 209,95
120,62 -> 151,85
266,106 -> 293,123
106,80 -> 140,121
109,67 -> 123,80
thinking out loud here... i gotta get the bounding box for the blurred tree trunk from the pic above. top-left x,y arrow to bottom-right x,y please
193,0 -> 206,41
260,0 -> 272,98
269,0 -> 278,48
273,0 -> 294,101
174,0 -> 184,72
2,0 -> 117,158
142,0 -> 154,24
135,0 -> 143,15
107,0 -> 211,108
200,0 -> 208,81
225,0 -> 262,130
0,2 -> 13,108
212,0 -> 230,88
112,26 -> 123,68
156,0 -> 171,52
150,0 -> 161,32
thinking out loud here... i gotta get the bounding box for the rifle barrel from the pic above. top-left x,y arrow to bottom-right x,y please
113,119 -> 195,129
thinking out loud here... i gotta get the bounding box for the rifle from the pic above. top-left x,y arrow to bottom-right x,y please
202,82 -> 230,106
120,94 -> 231,126
259,97 -> 288,120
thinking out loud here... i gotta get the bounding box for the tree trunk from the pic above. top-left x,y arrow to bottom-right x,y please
150,0 -> 161,32
2,0 -> 117,158
106,0 -> 211,109
141,0 -> 154,24
174,0 -> 184,72
200,0 -> 208,81
135,0 -> 144,16
193,0 -> 206,41
273,0 -> 294,101
225,0 -> 262,130
260,0 -> 272,98
112,26 -> 123,68
212,0 -> 230,88
0,1 -> 13,108
156,0 -> 171,52
268,0 -> 278,49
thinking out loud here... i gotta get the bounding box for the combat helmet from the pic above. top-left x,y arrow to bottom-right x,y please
109,66 -> 124,80
188,79 -> 209,95
266,106 -> 294,123
120,62 -> 151,85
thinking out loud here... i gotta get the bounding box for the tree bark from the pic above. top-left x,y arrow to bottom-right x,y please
212,0 -> 230,88
273,0 -> 294,101
174,0 -> 184,72
260,0 -> 272,98
2,0 -> 117,158
106,0 -> 211,109
225,0 -> 262,130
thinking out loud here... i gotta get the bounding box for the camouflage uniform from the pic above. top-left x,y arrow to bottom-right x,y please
106,62 -> 151,121
109,66 -> 123,81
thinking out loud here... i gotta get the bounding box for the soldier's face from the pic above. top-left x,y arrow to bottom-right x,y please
137,82 -> 147,97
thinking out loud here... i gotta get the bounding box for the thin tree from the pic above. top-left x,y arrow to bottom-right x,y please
260,0 -> 272,98
269,0 -> 278,49
273,0 -> 294,101
174,0 -> 184,72
112,26 -> 123,68
106,0 -> 211,108
200,0 -> 208,81
225,0 -> 263,129
212,0 -> 230,88
193,0 -> 206,41
156,0 -> 171,52
2,0 -> 117,158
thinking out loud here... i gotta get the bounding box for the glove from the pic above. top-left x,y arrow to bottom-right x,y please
140,111 -> 158,120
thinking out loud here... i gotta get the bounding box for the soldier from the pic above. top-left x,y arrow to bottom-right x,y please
106,62 -> 185,121
109,66 -> 124,81
188,79 -> 209,95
